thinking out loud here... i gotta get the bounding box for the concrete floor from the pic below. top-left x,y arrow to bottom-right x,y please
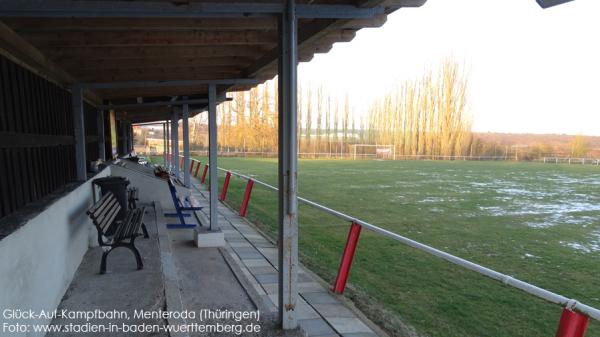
48,204 -> 167,337
47,164 -> 382,337
188,181 -> 384,337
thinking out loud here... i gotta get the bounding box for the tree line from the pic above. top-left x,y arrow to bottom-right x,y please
186,59 -> 473,158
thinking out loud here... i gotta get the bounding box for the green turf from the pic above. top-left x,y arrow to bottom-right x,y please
152,157 -> 600,337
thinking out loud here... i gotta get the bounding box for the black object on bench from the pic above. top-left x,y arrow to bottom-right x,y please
165,177 -> 203,228
87,192 -> 147,274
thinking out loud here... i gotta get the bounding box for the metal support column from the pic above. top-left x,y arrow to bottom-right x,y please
121,121 -> 128,155
129,124 -> 134,153
182,99 -> 191,187
208,84 -> 219,231
72,85 -> 87,180
163,122 -> 167,166
278,0 -> 298,329
97,109 -> 106,161
166,120 -> 171,171
171,110 -> 180,178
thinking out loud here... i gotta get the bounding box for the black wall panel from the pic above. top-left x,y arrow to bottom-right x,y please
0,55 -> 77,220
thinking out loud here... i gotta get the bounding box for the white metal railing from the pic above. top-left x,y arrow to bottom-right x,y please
211,163 -> 600,321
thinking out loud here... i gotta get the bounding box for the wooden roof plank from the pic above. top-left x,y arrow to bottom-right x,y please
21,31 -> 278,48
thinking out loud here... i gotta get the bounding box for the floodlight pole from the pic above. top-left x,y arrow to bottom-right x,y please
278,0 -> 299,330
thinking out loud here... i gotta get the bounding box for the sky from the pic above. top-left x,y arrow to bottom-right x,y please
298,0 -> 600,136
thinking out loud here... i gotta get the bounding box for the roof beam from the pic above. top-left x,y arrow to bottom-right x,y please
0,2 -> 383,19
99,98 -> 209,110
21,31 -> 278,48
59,56 -> 255,71
96,86 -> 213,100
536,0 -> 575,8
3,17 -> 277,32
82,78 -> 261,90
38,45 -> 271,60
76,70 -> 243,83
0,21 -> 101,104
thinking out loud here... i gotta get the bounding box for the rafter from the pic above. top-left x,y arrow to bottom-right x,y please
0,2 -> 384,19
2,17 -> 277,32
58,56 -> 255,72
38,45 -> 272,60
21,31 -> 278,48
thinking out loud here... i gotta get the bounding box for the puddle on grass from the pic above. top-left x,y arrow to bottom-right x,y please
561,231 -> 600,254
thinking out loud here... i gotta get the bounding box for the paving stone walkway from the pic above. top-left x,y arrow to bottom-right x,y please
188,181 -> 381,337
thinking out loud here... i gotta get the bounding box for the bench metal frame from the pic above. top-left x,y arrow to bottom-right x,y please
165,177 -> 203,228
87,192 -> 148,274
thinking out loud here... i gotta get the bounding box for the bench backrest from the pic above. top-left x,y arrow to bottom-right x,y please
167,178 -> 181,208
87,192 -> 121,240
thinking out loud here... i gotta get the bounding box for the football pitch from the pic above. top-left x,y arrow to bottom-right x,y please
155,157 -> 600,337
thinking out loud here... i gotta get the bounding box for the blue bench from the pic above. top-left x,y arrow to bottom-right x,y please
165,177 -> 203,228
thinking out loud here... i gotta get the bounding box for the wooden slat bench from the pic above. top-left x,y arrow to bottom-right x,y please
87,192 -> 148,274
165,177 -> 203,228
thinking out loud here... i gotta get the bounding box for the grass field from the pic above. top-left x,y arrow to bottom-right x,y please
153,157 -> 600,337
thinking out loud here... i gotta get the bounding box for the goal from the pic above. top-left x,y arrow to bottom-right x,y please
350,144 -> 395,160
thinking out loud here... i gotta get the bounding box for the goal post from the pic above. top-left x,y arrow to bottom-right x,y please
350,144 -> 395,160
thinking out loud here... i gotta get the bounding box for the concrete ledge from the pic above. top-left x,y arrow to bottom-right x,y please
194,228 -> 225,247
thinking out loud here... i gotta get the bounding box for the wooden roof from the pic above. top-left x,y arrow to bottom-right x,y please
0,0 -> 427,123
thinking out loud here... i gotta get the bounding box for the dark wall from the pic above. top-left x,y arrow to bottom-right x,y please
0,55 -> 77,220
84,102 -> 99,162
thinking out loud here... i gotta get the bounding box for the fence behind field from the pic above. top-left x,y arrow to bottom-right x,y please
172,155 -> 600,337
542,157 -> 600,165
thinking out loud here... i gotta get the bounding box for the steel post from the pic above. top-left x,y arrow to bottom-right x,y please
201,164 -> 209,183
97,109 -> 106,161
171,110 -> 180,179
163,122 -> 167,166
208,84 -> 219,231
121,121 -> 127,155
556,308 -> 589,337
183,101 -> 191,187
71,85 -> 86,181
239,180 -> 255,217
194,161 -> 202,177
332,222 -> 362,294
219,171 -> 231,201
166,120 -> 171,171
277,0 -> 298,329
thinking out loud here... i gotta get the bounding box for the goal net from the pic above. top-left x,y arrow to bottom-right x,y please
351,144 -> 395,160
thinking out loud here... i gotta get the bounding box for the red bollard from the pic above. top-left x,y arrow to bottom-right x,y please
220,172 -> 232,201
332,222 -> 362,294
556,308 -> 589,337
239,180 -> 254,217
194,161 -> 202,177
201,164 -> 209,183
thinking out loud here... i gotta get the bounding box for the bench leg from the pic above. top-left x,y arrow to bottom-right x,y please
141,223 -> 149,238
128,238 -> 144,270
100,249 -> 111,274
99,242 -> 143,274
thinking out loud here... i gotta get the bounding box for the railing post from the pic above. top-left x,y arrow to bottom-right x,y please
556,308 -> 588,337
194,161 -> 202,177
201,164 -> 209,183
180,156 -> 184,169
332,222 -> 362,294
239,179 -> 254,217
189,160 -> 195,174
219,171 -> 232,201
